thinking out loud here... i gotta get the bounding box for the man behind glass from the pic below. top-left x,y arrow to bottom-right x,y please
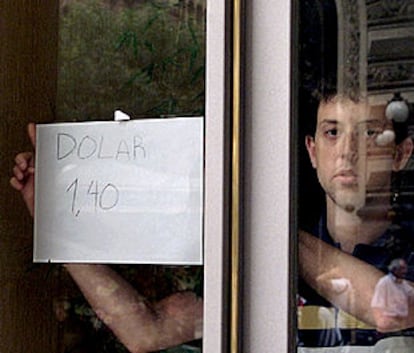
298,87 -> 414,351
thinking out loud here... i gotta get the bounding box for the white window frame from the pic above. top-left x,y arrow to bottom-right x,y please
204,0 -> 292,351
203,0 -> 232,351
242,0 -> 292,352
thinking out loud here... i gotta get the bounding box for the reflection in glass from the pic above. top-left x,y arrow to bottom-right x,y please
57,0 -> 205,121
371,258 -> 414,332
297,1 -> 414,352
54,1 -> 205,352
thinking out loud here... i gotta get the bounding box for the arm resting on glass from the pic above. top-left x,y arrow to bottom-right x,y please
64,264 -> 203,353
299,230 -> 414,331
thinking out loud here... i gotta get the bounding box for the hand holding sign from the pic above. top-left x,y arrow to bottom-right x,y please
10,123 -> 36,216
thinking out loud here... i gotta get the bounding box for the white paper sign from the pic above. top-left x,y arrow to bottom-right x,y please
34,117 -> 203,264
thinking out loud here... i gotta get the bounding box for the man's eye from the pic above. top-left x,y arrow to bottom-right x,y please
325,129 -> 338,137
365,129 -> 381,137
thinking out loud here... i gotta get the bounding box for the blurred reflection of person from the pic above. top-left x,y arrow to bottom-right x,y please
297,86 -> 414,351
371,258 -> 414,333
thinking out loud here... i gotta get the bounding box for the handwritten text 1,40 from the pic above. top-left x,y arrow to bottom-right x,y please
66,179 -> 119,217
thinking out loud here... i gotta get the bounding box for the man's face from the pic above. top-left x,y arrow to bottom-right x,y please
306,98 -> 397,212
394,260 -> 408,279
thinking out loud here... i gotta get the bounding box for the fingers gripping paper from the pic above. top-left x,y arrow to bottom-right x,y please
34,117 -> 203,264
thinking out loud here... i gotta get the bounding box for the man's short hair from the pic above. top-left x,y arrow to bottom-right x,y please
388,258 -> 406,272
300,78 -> 411,144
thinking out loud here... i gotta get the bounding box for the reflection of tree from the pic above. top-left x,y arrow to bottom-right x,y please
57,0 -> 205,121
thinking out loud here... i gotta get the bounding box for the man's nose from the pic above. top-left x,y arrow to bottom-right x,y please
340,131 -> 359,163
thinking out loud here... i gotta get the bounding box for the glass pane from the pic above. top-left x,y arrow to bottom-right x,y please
296,1 -> 414,351
55,1 -> 205,352
57,0 -> 205,121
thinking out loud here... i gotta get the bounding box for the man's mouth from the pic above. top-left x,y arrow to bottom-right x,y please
334,170 -> 358,185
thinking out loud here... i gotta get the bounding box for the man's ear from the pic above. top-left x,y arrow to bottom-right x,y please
393,137 -> 413,172
305,135 -> 317,169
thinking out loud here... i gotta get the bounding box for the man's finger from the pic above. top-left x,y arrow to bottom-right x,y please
14,152 -> 33,169
10,177 -> 23,191
27,123 -> 36,148
13,165 -> 24,180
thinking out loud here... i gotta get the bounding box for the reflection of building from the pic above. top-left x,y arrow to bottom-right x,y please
306,0 -> 414,103
366,1 -> 414,102
338,0 -> 414,104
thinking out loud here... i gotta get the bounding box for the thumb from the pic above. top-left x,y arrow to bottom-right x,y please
27,123 -> 36,148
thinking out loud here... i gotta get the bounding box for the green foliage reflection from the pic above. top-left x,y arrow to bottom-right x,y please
57,0 -> 205,121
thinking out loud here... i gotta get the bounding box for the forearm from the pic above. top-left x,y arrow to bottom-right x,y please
64,264 -> 156,352
299,231 -> 414,330
64,264 -> 202,353
299,231 -> 386,327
